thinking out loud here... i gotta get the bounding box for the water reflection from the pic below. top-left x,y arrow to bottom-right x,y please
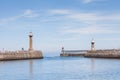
91,58 -> 95,71
29,60 -> 33,80
0,57 -> 120,80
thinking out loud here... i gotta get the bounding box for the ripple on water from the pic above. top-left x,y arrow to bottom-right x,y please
0,57 -> 120,80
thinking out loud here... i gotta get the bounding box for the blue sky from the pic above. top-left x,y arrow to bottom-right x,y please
0,0 -> 120,56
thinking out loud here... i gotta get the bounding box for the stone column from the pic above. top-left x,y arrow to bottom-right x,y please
91,39 -> 95,51
29,32 -> 34,51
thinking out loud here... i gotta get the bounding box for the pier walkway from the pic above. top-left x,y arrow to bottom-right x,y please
60,50 -> 87,57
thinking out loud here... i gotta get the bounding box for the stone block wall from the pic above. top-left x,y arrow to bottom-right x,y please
0,51 -> 43,61
85,49 -> 120,58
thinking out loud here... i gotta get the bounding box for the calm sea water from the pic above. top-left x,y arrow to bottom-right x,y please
0,56 -> 120,80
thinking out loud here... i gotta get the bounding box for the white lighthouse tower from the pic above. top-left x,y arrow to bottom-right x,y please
91,39 -> 95,51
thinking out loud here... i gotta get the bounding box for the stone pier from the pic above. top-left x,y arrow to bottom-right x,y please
0,51 -> 43,61
85,49 -> 120,58
60,47 -> 86,57
0,32 -> 43,61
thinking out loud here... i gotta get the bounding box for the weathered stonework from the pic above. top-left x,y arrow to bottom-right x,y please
85,49 -> 120,58
0,51 -> 43,61
60,50 -> 86,57
0,32 -> 43,61
60,53 -> 85,57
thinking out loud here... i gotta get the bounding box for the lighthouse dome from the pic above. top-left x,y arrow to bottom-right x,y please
29,32 -> 33,36
91,39 -> 95,43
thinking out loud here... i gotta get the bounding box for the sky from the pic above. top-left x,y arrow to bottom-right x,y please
0,0 -> 120,56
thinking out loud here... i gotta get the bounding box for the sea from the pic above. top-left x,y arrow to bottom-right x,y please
0,56 -> 120,80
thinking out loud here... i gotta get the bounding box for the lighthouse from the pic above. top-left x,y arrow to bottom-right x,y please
91,39 -> 95,51
29,32 -> 34,51
61,47 -> 64,54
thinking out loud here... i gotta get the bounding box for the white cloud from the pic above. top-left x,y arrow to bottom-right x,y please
99,14 -> 120,21
62,26 -> 120,35
49,9 -> 120,25
82,0 -> 93,4
0,9 -> 38,24
49,9 -> 70,15
49,9 -> 120,34
67,13 -> 120,25
49,9 -> 98,24
68,13 -> 98,24
81,0 -> 107,4
1,8 -> 120,35
23,9 -> 38,18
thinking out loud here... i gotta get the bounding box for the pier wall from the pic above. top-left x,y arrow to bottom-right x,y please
60,53 -> 85,57
60,50 -> 86,57
60,49 -> 120,58
0,51 -> 43,61
85,50 -> 120,58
